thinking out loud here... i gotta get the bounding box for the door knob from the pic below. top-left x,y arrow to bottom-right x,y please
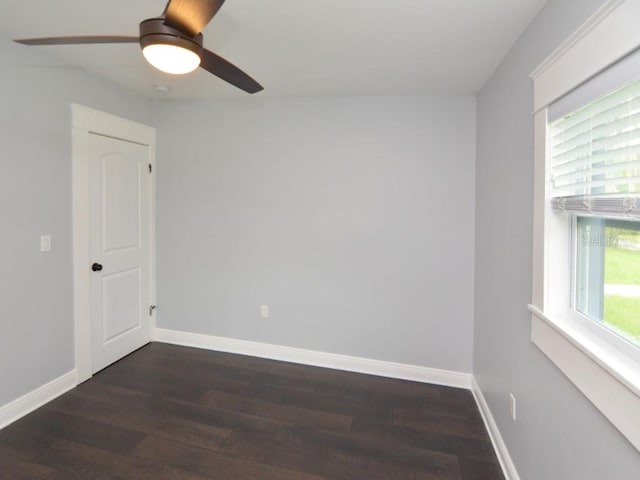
91,263 -> 103,272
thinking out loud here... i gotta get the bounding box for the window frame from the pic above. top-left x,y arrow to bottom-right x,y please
571,216 -> 640,363
529,0 -> 640,452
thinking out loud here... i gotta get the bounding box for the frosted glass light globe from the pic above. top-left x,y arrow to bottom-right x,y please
142,43 -> 200,75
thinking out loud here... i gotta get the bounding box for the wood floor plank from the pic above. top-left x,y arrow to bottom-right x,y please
351,418 -> 496,459
0,422 -> 55,461
91,362 -> 210,400
312,372 -> 443,401
133,435 -> 326,480
0,343 -> 504,479
276,425 -> 464,479
200,389 -> 353,432
151,396 -> 292,434
243,381 -> 394,424
393,407 -> 489,440
44,469 -> 125,480
459,456 -> 505,480
46,393 -> 230,451
0,451 -> 53,480
18,409 -> 146,455
127,345 -> 317,394
142,343 -> 321,380
105,350 -> 252,397
34,440 -> 212,480
72,381 -> 151,405
220,427 -> 420,480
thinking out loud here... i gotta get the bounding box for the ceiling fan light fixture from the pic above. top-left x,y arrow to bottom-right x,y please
139,18 -> 203,75
142,43 -> 200,75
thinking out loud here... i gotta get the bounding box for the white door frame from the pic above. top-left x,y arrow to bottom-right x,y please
71,104 -> 156,384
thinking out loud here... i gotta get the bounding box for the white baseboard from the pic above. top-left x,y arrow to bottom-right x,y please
471,377 -> 520,480
0,370 -> 76,429
154,328 -> 472,389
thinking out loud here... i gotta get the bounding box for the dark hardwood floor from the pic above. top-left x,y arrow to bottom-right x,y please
0,343 -> 504,480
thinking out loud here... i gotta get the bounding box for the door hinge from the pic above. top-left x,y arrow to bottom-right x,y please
149,305 -> 157,316
149,163 -> 153,173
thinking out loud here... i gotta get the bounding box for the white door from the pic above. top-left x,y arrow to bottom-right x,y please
89,133 -> 152,373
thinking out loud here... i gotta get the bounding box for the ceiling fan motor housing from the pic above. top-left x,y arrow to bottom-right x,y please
139,18 -> 204,57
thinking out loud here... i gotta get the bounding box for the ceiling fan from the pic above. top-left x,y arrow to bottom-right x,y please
13,0 -> 263,94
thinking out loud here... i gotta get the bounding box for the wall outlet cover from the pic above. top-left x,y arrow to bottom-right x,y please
40,235 -> 51,252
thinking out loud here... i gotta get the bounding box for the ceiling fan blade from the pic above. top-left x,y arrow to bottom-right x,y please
200,49 -> 262,94
161,0 -> 171,16
164,0 -> 225,37
14,35 -> 139,46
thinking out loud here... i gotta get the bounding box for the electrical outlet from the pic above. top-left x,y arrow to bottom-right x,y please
510,393 -> 517,421
40,235 -> 51,252
260,305 -> 269,319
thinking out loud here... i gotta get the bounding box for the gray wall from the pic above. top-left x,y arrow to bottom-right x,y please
155,95 -> 476,372
0,35 -> 153,405
474,0 -> 640,478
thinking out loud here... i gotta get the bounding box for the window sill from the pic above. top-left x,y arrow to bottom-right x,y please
528,304 -> 640,452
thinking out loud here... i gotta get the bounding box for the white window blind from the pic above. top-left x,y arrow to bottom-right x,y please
549,73 -> 640,218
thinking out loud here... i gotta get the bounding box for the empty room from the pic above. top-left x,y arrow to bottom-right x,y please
1,0 -> 639,479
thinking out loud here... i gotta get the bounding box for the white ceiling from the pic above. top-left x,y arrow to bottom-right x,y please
0,0 -> 548,99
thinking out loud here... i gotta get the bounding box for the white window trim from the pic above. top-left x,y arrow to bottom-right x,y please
529,0 -> 640,452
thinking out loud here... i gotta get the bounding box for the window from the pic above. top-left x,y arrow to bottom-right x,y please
548,76 -> 640,353
529,0 -> 640,452
576,218 -> 640,346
